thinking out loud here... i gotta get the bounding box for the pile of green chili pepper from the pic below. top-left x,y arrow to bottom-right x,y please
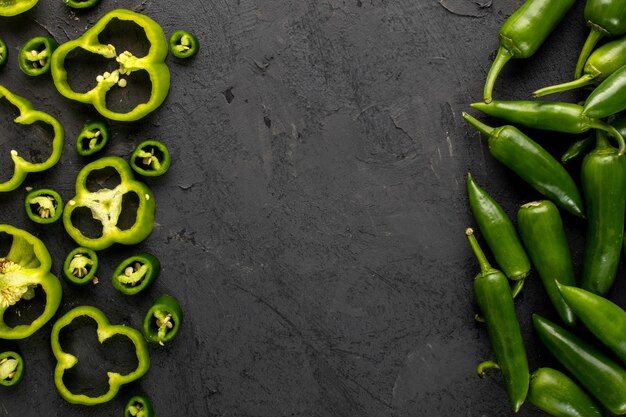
466,1 -> 626,415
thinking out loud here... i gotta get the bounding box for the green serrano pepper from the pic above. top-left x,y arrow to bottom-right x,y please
533,314 -> 626,415
463,113 -> 584,218
517,200 -> 576,327
483,0 -> 576,103
466,228 -> 529,412
580,132 -> 626,296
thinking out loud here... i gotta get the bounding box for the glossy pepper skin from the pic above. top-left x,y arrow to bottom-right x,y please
130,140 -> 171,177
125,395 -> 155,417
0,39 -> 7,68
51,306 -> 150,405
583,64 -> 626,119
466,228 -> 529,412
0,85 -> 64,192
575,0 -> 626,78
170,30 -> 199,59
0,0 -> 37,16
112,252 -> 160,295
63,156 -> 156,251
65,0 -> 101,9
50,9 -> 170,122
533,314 -> 626,415
143,294 -> 183,345
467,174 -> 530,281
18,36 -> 57,76
517,201 -> 576,327
528,367 -> 603,417
471,100 -> 626,155
76,120 -> 109,156
0,351 -> 24,387
579,133 -> 626,296
482,0 -> 576,103
0,224 -> 62,339
463,113 -> 585,218
24,188 -> 63,224
62,247 -> 98,286
561,136 -> 594,164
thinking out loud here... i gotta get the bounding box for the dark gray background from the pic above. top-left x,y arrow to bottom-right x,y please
0,0 -> 613,416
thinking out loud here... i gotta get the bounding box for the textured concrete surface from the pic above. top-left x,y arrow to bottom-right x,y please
0,0 -> 607,416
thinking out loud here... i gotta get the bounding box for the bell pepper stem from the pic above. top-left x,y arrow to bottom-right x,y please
462,112 -> 496,137
575,28 -> 605,79
477,360 -> 500,377
483,47 -> 513,103
533,74 -> 596,97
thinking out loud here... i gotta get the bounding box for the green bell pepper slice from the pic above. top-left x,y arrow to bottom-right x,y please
50,9 -> 170,122
51,305 -> 150,405
0,38 -> 7,68
0,224 -> 62,339
143,294 -> 182,345
63,156 -> 156,251
76,120 -> 109,156
19,36 -> 58,76
130,140 -> 170,177
112,252 -> 159,295
24,188 -> 63,224
65,0 -> 101,9
0,85 -> 64,192
0,0 -> 38,16
0,351 -> 23,386
62,247 -> 98,286
125,395 -> 155,417
169,30 -> 199,59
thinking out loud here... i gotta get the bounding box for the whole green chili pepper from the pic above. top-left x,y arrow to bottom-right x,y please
528,367 -> 603,417
517,200 -> 576,327
18,36 -> 58,77
0,39 -> 7,68
169,30 -> 199,59
535,34 -> 626,97
574,0 -> 626,79
463,113 -> 585,218
467,174 -> 530,281
533,313 -> 626,415
471,100 -> 626,155
482,0 -> 576,103
0,351 -> 23,387
561,136 -> 594,164
579,132 -> 626,296
583,64 -> 626,119
466,228 -> 529,412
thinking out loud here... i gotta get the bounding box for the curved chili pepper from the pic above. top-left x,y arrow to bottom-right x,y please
583,64 -> 626,119
130,140 -> 171,177
125,395 -> 155,417
517,200 -> 576,327
112,252 -> 160,295
579,132 -> 626,296
528,367 -> 603,417
482,0 -> 576,103
65,0 -> 101,9
18,37 -> 58,77
0,0 -> 37,16
574,1 -> 626,79
0,351 -> 23,387
169,30 -> 199,59
467,174 -> 530,281
463,113 -> 584,218
62,247 -> 98,286
143,294 -> 183,345
24,188 -> 63,224
76,120 -> 109,157
535,34 -> 626,97
561,136 -> 594,164
466,228 -> 528,412
533,313 -> 626,415
51,306 -> 150,405
0,39 -> 7,68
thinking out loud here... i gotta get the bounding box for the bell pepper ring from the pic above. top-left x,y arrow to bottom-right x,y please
19,36 -> 58,77
130,140 -> 170,177
0,351 -> 24,387
0,39 -> 7,68
169,30 -> 199,59
0,85 -> 64,193
76,120 -> 109,157
24,188 -> 63,224
112,252 -> 160,295
51,306 -> 150,405
50,9 -> 170,122
143,294 -> 182,345
62,247 -> 98,286
65,0 -> 101,9
125,395 -> 155,417
0,224 -> 62,339
63,156 -> 156,251
0,0 -> 37,16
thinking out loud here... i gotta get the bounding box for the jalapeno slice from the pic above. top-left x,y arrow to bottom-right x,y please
112,253 -> 160,295
76,120 -> 110,157
25,188 -> 63,224
63,247 -> 99,286
19,36 -> 58,76
169,30 -> 199,59
0,351 -> 23,387
143,294 -> 182,345
130,140 -> 171,177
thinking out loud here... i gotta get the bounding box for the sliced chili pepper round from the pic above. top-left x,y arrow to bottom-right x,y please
143,294 -> 183,345
125,395 -> 155,417
0,39 -> 7,68
62,247 -> 98,286
0,351 -> 23,387
65,0 -> 101,9
112,253 -> 160,295
130,140 -> 171,177
24,188 -> 63,224
76,120 -> 110,157
169,30 -> 199,59
19,36 -> 58,76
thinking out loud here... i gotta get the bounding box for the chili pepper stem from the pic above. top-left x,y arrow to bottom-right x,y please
575,28 -> 605,79
590,122 -> 626,155
462,112 -> 496,137
466,228 -> 495,275
533,74 -> 595,97
483,47 -> 513,103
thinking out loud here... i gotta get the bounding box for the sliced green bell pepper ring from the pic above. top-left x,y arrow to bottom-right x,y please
130,140 -> 170,177
112,252 -> 159,295
0,0 -> 37,16
24,188 -> 63,224
62,247 -> 98,286
51,305 -> 150,405
50,9 -> 170,122
0,85 -> 64,193
0,39 -> 7,68
65,0 -> 101,9
19,36 -> 58,77
0,224 -> 62,339
76,120 -> 109,157
143,294 -> 182,345
0,351 -> 23,387
169,30 -> 199,59
63,156 -> 156,251
125,395 -> 155,417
